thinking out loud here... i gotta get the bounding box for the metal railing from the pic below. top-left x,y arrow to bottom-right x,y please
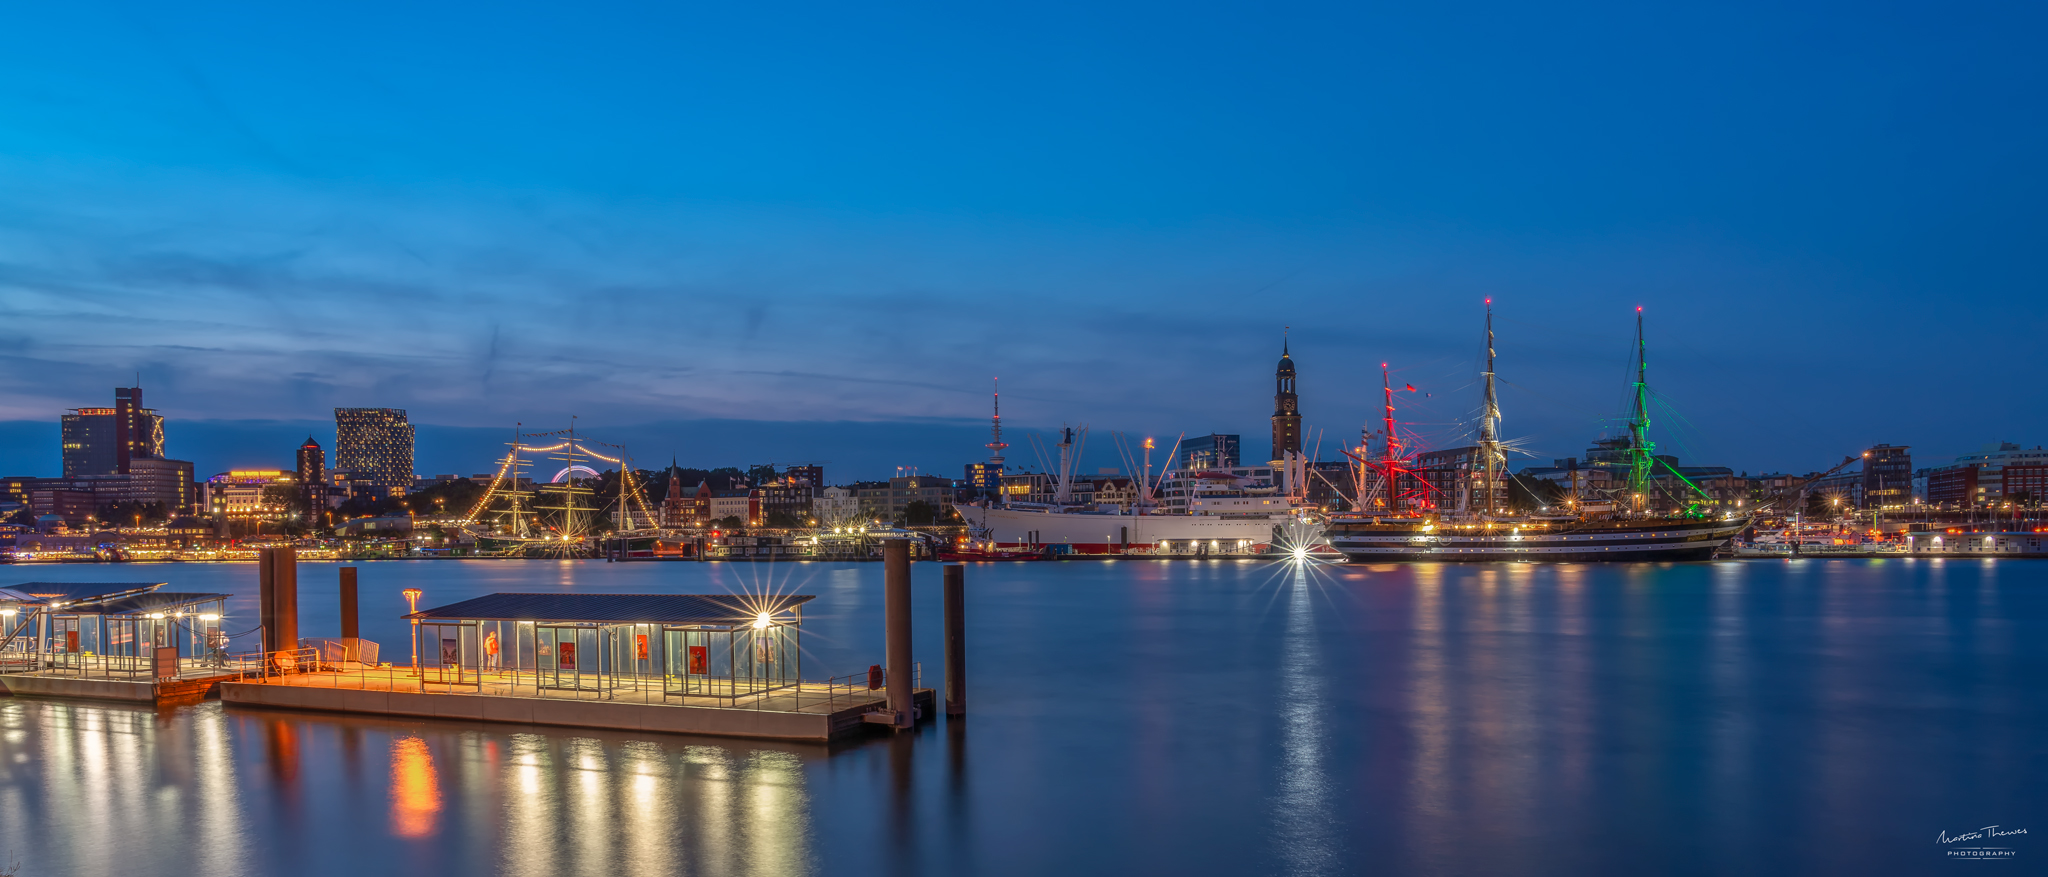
228,647 -> 323,682
229,658 -> 925,715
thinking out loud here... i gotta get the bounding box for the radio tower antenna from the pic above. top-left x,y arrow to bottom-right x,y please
985,377 -> 1009,507
986,377 -> 1007,465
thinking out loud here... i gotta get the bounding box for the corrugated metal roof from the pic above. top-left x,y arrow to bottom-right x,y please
73,593 -> 233,616
1,582 -> 167,604
405,593 -> 815,625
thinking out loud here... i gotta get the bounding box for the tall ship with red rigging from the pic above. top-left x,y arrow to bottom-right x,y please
1323,304 -> 1750,562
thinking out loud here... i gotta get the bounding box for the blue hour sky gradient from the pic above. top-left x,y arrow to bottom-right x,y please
1,1 -> 2044,479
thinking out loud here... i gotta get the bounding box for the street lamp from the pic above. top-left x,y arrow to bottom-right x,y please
402,588 -> 423,672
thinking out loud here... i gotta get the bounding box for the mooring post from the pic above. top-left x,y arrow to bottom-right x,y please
339,566 -> 359,661
883,538 -> 914,729
272,546 -> 299,658
258,547 -> 277,653
943,562 -> 965,717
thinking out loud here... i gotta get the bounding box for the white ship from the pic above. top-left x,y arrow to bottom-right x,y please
960,356 -> 1316,557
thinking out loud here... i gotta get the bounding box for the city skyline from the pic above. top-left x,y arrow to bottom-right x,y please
3,4 -> 2046,474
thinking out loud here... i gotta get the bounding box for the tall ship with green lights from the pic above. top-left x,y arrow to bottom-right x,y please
1325,306 -> 1750,562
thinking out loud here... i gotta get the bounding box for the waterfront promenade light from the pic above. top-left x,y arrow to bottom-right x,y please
403,588 -> 423,671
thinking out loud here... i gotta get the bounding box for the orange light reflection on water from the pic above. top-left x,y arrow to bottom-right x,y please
390,737 -> 443,838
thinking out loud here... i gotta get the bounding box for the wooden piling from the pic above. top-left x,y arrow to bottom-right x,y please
339,566 -> 359,661
258,547 -> 277,652
943,563 -> 965,717
271,546 -> 299,656
883,539 -> 914,729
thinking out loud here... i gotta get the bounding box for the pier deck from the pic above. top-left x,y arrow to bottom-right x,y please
0,656 -> 243,704
220,666 -> 933,741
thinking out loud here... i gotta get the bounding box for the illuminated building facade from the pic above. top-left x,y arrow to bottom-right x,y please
1861,444 -> 1913,509
297,436 -> 327,513
1177,434 -> 1241,470
662,476 -> 712,528
964,462 -> 1004,496
203,470 -> 298,520
60,408 -> 119,477
58,387 -> 190,511
334,408 -> 416,498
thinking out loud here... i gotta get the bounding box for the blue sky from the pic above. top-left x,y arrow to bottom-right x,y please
2,1 -> 2044,479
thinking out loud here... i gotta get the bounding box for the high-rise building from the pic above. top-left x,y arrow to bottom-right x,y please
62,387 -> 159,476
334,408 -> 415,498
114,386 -> 164,470
60,407 -> 119,477
297,436 -> 326,513
59,387 -> 190,511
1270,340 -> 1301,465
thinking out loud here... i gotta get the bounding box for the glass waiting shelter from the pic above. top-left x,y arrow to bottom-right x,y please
404,592 -> 813,703
0,582 -> 230,676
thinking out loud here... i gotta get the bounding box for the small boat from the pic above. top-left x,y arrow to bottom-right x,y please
939,541 -> 1052,562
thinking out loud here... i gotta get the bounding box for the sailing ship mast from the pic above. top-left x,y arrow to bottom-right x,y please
1477,299 -> 1504,517
1626,307 -> 1655,514
503,425 -> 532,538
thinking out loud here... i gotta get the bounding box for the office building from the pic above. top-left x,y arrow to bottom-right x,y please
334,408 -> 415,498
1859,444 -> 1912,509
964,462 -> 1005,496
126,457 -> 195,512
60,407 -> 118,477
61,387 -> 166,477
114,387 -> 164,468
1924,442 -> 2048,507
30,488 -> 95,528
58,387 -> 191,511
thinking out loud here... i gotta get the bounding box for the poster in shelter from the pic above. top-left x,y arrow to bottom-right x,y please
441,637 -> 460,666
687,645 -> 707,675
65,630 -> 78,653
559,641 -> 577,670
636,633 -> 648,661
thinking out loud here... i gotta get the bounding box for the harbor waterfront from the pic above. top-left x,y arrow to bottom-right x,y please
1,558 -> 2044,875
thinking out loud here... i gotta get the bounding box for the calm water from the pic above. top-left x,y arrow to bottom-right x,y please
1,558 -> 2043,875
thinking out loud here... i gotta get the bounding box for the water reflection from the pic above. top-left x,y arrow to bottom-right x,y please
1273,564 -> 1342,873
390,737 -> 441,838
0,560 -> 2040,875
0,700 -> 823,877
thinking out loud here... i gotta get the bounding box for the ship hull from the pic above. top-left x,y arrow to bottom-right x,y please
1327,517 -> 1749,562
963,505 -> 1295,556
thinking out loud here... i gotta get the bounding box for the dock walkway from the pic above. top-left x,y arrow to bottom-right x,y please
221,665 -> 933,741
0,655 -> 242,704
